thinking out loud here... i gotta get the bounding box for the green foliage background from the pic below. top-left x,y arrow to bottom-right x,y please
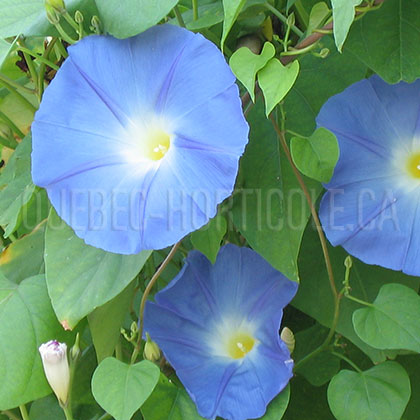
0,0 -> 419,419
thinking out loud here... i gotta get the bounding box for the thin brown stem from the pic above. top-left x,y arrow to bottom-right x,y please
131,241 -> 181,363
270,115 -> 337,299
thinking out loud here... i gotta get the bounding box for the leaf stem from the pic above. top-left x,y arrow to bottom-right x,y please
264,3 -> 304,38
0,109 -> 25,139
331,351 -> 363,373
131,241 -> 181,364
0,72 -> 35,95
2,410 -> 21,420
19,405 -> 29,420
21,51 -> 39,96
173,5 -> 186,28
192,0 -> 199,20
345,294 -> 375,308
38,38 -> 59,100
0,133 -> 18,149
18,46 -> 60,71
0,78 -> 37,113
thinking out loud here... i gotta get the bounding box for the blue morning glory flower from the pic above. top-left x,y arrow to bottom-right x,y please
144,244 -> 298,420
318,75 -> 420,275
31,25 -> 248,254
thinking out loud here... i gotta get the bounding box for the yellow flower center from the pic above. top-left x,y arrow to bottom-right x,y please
226,332 -> 255,359
143,128 -> 170,161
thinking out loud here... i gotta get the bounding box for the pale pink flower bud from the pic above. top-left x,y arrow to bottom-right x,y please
39,340 -> 70,405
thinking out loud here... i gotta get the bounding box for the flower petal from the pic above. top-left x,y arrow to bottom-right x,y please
45,162 -> 156,253
316,75 -> 420,151
157,30 -> 236,119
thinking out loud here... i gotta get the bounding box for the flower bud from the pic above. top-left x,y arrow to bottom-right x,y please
70,332 -> 80,361
45,5 -> 60,25
280,327 -> 295,354
74,10 -> 83,24
90,15 -> 101,34
39,340 -> 70,405
45,0 -> 65,13
143,333 -> 161,362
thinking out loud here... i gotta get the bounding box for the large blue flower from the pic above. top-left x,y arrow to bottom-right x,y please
318,75 -> 420,275
31,25 -> 248,254
144,244 -> 298,420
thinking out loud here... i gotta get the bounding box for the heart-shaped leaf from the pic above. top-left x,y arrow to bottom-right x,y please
191,213 -> 227,264
0,274 -> 71,410
291,127 -> 339,183
142,375 -> 205,420
45,209 -> 151,329
229,42 -> 275,102
353,283 -> 420,353
331,0 -> 362,51
95,0 -> 178,39
258,58 -> 299,116
92,358 -> 160,420
327,362 -> 411,420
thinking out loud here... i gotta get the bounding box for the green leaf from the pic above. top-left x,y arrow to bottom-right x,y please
399,354 -> 420,420
285,374 -> 334,419
307,2 -> 330,36
0,135 -> 35,237
353,283 -> 420,353
260,385 -> 290,419
221,0 -> 246,51
346,0 -> 420,83
294,324 -> 340,386
142,375 -> 205,420
0,37 -> 17,69
92,358 -> 160,420
229,42 -> 275,102
0,0 -> 99,37
0,274 -> 71,410
88,281 -> 136,363
29,395 -> 65,420
331,0 -> 362,52
0,219 -> 45,282
294,225 -> 420,363
290,127 -> 339,183
180,3 -> 224,31
71,345 -> 97,406
45,209 -> 151,329
95,0 -> 179,39
191,213 -> 227,264
283,36 -> 367,136
327,362 -> 411,420
258,58 -> 299,116
231,101 -> 321,282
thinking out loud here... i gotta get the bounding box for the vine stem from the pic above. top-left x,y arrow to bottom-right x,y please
131,241 -> 181,364
241,0 -> 387,111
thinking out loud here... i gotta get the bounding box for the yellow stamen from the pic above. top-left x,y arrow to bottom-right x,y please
143,128 -> 170,161
227,332 -> 255,359
406,152 -> 420,179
